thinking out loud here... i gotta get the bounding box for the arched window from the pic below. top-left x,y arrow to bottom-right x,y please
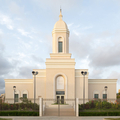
93,91 -> 99,99
22,90 -> 28,98
58,37 -> 63,53
56,76 -> 64,90
58,42 -> 63,52
102,91 -> 107,99
14,90 -> 20,102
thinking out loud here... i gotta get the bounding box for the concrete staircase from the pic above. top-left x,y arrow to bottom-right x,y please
43,105 -> 75,116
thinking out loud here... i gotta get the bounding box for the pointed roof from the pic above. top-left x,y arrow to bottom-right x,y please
53,10 -> 68,30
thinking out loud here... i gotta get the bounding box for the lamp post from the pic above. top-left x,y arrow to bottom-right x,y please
32,71 -> 38,110
104,86 -> 108,100
13,86 -> 16,104
81,71 -> 87,110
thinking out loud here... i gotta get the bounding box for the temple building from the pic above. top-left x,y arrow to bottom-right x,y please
4,10 -> 117,103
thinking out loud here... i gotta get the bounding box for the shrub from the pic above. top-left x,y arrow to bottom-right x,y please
0,111 -> 39,116
79,99 -> 120,110
79,111 -> 120,116
0,102 -> 39,111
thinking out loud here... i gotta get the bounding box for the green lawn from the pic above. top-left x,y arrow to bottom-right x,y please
0,118 -> 12,120
80,109 -> 120,112
105,118 -> 120,120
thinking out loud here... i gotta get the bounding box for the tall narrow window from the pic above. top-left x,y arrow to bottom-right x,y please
15,94 -> 19,102
94,94 -> 99,99
103,94 -> 107,99
58,42 -> 62,52
23,94 -> 27,98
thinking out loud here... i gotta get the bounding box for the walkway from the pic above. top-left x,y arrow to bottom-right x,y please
0,116 -> 120,120
44,104 -> 75,116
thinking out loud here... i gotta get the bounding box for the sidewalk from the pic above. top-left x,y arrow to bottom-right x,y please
0,116 -> 120,120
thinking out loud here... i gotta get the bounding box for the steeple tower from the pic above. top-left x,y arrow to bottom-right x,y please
52,10 -> 70,54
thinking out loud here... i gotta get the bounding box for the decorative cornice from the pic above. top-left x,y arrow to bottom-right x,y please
4,79 -> 33,83
88,79 -> 117,84
50,53 -> 71,58
75,76 -> 88,77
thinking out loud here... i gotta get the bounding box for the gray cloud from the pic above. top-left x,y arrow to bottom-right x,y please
69,32 -> 94,59
0,54 -> 13,75
0,88 -> 5,96
88,45 -> 120,68
0,40 -> 13,76
0,75 -> 5,95
0,77 -> 5,88
31,55 -> 44,63
17,65 -> 40,79
88,68 -> 105,79
88,30 -> 120,68
69,29 -> 120,68
107,71 -> 120,83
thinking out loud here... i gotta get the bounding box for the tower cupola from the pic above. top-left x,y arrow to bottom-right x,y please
52,10 -> 70,54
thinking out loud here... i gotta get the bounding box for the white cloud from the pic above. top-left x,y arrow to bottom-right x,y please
0,13 -> 14,30
73,30 -> 80,36
68,23 -> 74,28
17,29 -> 29,36
29,36 -> 33,39
17,29 -> 34,39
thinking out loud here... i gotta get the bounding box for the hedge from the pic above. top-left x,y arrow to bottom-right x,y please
79,112 -> 120,116
0,111 -> 39,116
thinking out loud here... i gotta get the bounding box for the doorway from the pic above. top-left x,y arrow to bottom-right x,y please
56,95 -> 64,104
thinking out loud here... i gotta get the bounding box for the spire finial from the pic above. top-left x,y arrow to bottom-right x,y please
60,6 -> 61,12
59,7 -> 63,20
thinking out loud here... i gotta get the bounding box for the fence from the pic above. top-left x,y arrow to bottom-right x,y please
0,98 -> 120,116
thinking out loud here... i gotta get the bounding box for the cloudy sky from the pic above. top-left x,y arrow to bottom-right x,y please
0,0 -> 120,95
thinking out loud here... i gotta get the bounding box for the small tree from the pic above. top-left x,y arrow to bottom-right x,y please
20,97 -> 31,103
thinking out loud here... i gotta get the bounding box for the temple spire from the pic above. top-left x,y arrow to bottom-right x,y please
59,8 -> 63,20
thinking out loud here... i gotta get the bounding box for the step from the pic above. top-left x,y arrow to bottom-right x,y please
44,111 -> 75,116
45,108 -> 74,112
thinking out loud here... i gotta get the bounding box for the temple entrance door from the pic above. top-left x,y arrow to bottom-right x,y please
56,95 -> 64,104
57,96 -> 60,104
61,96 -> 64,104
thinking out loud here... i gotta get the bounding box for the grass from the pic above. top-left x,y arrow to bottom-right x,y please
0,118 -> 12,120
80,109 -> 120,112
105,118 -> 120,120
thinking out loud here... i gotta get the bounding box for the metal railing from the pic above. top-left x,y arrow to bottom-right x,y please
43,98 -> 76,116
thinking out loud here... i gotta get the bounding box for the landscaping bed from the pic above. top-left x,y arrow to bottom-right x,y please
0,119 -> 12,120
79,111 -> 120,116
104,118 -> 120,120
0,111 -> 39,116
79,99 -> 120,116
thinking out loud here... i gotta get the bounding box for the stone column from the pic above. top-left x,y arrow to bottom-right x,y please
76,98 -> 79,117
39,97 -> 43,117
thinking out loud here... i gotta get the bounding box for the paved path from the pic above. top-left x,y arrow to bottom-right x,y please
0,116 -> 120,120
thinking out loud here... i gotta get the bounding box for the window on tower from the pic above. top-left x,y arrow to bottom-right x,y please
58,41 -> 63,52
